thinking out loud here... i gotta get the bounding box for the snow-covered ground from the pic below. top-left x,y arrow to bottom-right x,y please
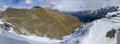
117,30 -> 120,44
1,8 -> 120,44
60,11 -> 120,44
0,19 -> 60,44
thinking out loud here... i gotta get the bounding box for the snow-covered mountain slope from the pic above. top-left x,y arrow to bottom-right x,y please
1,7 -> 120,44
68,6 -> 119,22
60,11 -> 120,44
0,19 -> 60,44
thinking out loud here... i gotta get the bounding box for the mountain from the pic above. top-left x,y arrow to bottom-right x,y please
0,19 -> 60,44
60,10 -> 120,44
0,6 -> 83,39
66,6 -> 119,22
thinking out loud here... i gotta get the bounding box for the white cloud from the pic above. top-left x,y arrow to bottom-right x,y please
83,0 -> 120,10
25,0 -> 32,4
3,5 -> 8,8
41,0 -> 57,10
0,5 -> 7,11
0,5 -> 8,9
55,0 -> 85,11
54,0 -> 120,11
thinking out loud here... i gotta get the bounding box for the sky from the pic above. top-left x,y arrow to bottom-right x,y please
0,0 -> 120,11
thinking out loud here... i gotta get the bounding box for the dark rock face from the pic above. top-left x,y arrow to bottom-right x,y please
66,6 -> 119,22
106,29 -> 116,38
0,6 -> 83,39
117,29 -> 120,44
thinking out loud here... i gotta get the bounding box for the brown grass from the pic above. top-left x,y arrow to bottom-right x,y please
0,7 -> 83,39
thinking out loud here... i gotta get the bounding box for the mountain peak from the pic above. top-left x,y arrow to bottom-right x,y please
60,10 -> 120,44
32,6 -> 43,9
0,7 -> 83,39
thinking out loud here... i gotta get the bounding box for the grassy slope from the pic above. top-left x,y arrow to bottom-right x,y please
0,7 -> 83,39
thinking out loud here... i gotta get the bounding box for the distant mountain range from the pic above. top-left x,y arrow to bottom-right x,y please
63,6 -> 119,22
61,7 -> 120,44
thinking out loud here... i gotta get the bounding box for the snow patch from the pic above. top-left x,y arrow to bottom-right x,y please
61,10 -> 120,44
0,19 -> 60,44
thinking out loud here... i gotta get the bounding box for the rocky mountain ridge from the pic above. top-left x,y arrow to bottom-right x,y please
0,6 -> 83,39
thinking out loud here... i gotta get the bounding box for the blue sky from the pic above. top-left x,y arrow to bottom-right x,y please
0,0 -> 86,11
0,0 -> 119,11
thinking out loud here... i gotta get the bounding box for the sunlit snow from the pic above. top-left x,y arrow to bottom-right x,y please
60,11 -> 120,44
0,19 -> 60,44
